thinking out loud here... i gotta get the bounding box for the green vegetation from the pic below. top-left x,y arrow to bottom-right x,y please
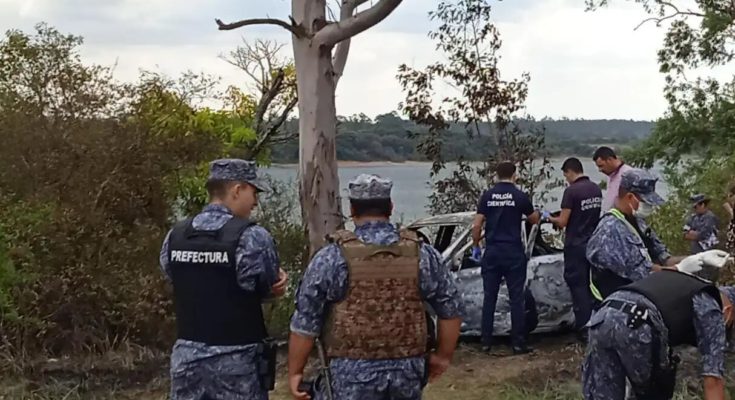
271,114 -> 653,164
588,0 -> 735,260
0,23 -> 307,364
1,0 -> 732,395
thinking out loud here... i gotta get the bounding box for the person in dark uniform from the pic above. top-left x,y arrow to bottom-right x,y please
549,157 -> 602,340
583,269 -> 735,400
684,194 -> 720,254
159,159 -> 288,400
472,162 -> 540,354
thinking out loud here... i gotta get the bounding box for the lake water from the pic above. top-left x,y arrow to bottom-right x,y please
263,159 -> 667,222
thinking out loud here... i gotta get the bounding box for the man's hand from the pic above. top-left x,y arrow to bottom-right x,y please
470,246 -> 482,262
289,374 -> 311,400
271,268 -> 288,297
676,255 -> 704,274
430,317 -> 460,383
541,210 -> 551,223
685,230 -> 699,241
702,376 -> 724,400
700,250 -> 732,269
428,353 -> 451,383
677,250 -> 732,275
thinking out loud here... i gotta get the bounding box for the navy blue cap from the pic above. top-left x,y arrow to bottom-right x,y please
207,159 -> 268,192
691,194 -> 709,206
620,168 -> 664,206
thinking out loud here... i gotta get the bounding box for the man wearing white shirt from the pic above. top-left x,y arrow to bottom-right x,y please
593,146 -> 634,212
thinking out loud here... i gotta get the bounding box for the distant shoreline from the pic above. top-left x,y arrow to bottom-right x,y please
269,160 -> 431,168
269,157 -> 591,169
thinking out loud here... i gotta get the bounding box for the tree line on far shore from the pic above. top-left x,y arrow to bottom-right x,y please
271,114 -> 654,163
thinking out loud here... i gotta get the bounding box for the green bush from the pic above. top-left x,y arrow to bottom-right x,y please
256,178 -> 308,338
0,24 -> 217,356
0,23 -> 313,362
648,158 -> 735,261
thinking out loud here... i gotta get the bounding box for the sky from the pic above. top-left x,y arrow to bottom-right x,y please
0,0 -> 673,120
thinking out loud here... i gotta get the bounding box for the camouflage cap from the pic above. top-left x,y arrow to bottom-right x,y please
690,193 -> 709,206
207,159 -> 268,192
620,168 -> 664,206
348,174 -> 393,200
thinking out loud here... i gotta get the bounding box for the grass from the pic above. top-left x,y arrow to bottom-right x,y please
3,337 -> 735,400
498,382 -> 582,400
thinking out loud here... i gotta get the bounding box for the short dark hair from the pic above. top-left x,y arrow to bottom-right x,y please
618,186 -> 637,199
205,179 -> 237,199
593,146 -> 618,161
350,198 -> 392,218
496,162 -> 516,180
561,157 -> 584,174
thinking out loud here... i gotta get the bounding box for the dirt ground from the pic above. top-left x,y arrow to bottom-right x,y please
5,333 -> 735,399
0,334 -> 586,400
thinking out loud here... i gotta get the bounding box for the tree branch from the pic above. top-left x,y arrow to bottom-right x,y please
634,6 -> 706,30
253,69 -> 286,135
332,0 -> 370,84
659,1 -> 682,14
222,55 -> 262,89
315,0 -> 403,47
332,40 -> 350,84
268,97 -> 299,138
635,14 -> 678,30
250,96 -> 299,157
215,18 -> 307,38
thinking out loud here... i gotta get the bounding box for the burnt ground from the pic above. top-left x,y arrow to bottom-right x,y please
2,334 -> 734,399
0,334 -> 584,400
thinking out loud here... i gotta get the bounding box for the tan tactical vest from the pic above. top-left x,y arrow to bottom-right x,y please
322,229 -> 427,359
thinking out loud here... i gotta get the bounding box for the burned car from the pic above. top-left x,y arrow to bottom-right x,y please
407,212 -> 574,336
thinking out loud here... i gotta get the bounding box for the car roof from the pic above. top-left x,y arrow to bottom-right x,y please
406,212 -> 475,228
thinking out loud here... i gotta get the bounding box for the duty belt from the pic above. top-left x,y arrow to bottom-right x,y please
602,299 -> 651,329
602,299 -> 679,399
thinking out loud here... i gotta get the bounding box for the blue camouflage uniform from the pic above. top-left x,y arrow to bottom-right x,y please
582,286 -> 735,399
290,174 -> 464,400
685,195 -> 720,254
160,159 -> 280,400
587,213 -> 671,282
586,169 -> 670,301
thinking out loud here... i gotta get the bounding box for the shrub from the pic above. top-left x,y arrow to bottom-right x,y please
256,178 -> 309,337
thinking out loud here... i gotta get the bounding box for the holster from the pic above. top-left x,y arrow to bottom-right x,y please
257,338 -> 278,391
422,311 -> 437,388
421,354 -> 430,387
297,379 -> 317,398
632,320 -> 678,400
603,300 -> 678,400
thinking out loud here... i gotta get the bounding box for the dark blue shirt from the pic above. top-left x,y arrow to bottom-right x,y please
477,182 -> 534,252
561,176 -> 603,247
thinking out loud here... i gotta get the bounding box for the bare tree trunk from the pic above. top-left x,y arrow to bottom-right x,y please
217,0 -> 403,256
292,0 -> 344,256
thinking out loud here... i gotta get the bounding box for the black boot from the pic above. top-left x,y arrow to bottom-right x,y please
512,345 -> 534,355
576,328 -> 589,344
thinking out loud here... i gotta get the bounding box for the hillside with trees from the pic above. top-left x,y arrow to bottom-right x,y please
270,114 -> 654,163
